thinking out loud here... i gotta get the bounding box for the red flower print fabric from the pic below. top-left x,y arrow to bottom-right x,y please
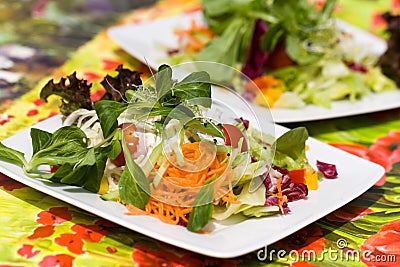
276,226 -> 326,255
0,173 -> 26,191
361,219 -> 400,266
132,244 -> 240,267
330,130 -> 400,186
36,207 -> 72,225
28,225 -> 55,239
17,244 -> 40,259
71,223 -> 107,242
326,205 -> 373,222
55,233 -> 85,255
38,254 -> 74,267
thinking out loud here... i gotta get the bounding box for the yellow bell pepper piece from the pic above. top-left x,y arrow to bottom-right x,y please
249,75 -> 284,108
97,176 -> 109,195
255,88 -> 283,107
305,166 -> 319,190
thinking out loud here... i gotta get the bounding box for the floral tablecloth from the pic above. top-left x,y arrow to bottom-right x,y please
1,0 -> 400,266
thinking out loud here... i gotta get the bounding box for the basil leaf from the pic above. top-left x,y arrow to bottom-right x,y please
185,119 -> 224,139
187,179 -> 215,232
275,127 -> 308,161
46,164 -> 74,182
0,143 -> 27,167
40,128 -> 117,191
83,146 -> 110,193
46,146 -> 109,193
30,128 -> 52,155
109,140 -> 122,161
28,126 -> 88,170
135,105 -> 195,124
51,125 -> 88,146
59,148 -> 96,185
173,71 -> 212,108
156,64 -> 174,100
94,100 -> 128,138
103,128 -> 122,161
29,144 -> 88,168
58,165 -> 88,185
118,134 -> 150,208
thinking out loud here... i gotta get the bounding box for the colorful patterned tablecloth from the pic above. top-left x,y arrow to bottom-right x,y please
1,0 -> 400,266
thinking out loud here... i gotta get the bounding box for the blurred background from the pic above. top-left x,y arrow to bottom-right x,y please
0,0 -> 155,108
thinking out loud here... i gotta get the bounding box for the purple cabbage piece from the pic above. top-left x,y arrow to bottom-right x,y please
265,196 -> 290,213
263,166 -> 308,214
167,48 -> 180,56
242,19 -> 269,79
263,166 -> 290,191
282,183 -> 308,202
316,160 -> 338,179
273,166 -> 289,176
262,171 -> 272,191
347,62 -> 367,73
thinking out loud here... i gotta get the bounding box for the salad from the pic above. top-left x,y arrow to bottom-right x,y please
168,0 -> 397,109
0,65 -> 337,232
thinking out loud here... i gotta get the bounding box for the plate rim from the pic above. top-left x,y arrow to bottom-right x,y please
0,115 -> 385,258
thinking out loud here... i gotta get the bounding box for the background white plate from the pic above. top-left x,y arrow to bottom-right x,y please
0,115 -> 384,258
107,11 -> 400,123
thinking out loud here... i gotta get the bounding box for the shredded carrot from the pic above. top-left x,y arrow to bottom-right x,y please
161,142 -> 227,188
126,141 -> 239,226
267,176 -> 287,214
221,190 -> 240,204
174,20 -> 215,53
126,198 -> 192,225
244,75 -> 285,108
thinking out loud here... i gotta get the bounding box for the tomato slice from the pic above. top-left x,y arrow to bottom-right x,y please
222,124 -> 248,152
288,168 -> 306,184
50,166 -> 59,173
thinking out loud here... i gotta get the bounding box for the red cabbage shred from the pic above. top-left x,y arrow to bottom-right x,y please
316,160 -> 338,179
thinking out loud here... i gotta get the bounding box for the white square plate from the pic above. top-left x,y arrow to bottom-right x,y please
107,11 -> 400,123
0,115 -> 384,258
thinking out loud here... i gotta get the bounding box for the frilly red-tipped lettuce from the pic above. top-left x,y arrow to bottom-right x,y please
40,72 -> 93,116
39,65 -> 144,116
100,64 -> 142,102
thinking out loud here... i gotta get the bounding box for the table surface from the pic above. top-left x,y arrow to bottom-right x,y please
1,0 -> 399,266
